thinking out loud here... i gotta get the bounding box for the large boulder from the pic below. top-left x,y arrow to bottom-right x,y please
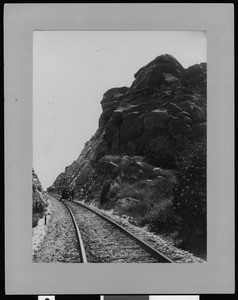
120,101 -> 157,118
97,157 -> 119,174
120,116 -> 145,142
100,86 -> 129,110
181,63 -> 207,95
128,54 -> 184,95
99,87 -> 129,128
178,101 -> 205,123
109,109 -> 123,125
143,109 -> 175,133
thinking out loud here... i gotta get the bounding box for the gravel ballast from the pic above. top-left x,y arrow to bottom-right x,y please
32,195 -> 81,263
33,195 -> 205,263
75,199 -> 206,263
66,201 -> 164,263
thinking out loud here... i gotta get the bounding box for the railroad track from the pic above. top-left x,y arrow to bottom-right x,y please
61,199 -> 88,263
49,194 -> 173,263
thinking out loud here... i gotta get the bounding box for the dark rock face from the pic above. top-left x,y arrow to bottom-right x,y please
181,63 -> 207,95
48,54 -> 207,258
99,87 -> 129,128
95,54 -> 206,159
50,54 -> 206,201
32,169 -> 43,193
129,54 -> 184,96
32,169 -> 47,227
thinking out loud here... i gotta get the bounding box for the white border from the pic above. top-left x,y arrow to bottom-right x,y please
4,3 -> 234,294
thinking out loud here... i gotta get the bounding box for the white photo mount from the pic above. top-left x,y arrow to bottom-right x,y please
4,3 -> 234,295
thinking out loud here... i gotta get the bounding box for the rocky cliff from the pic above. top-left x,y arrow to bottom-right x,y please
32,169 -> 48,227
49,54 -> 206,194
48,54 -> 207,256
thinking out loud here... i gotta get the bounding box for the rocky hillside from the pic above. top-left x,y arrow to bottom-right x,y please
48,54 -> 207,257
32,169 -> 48,227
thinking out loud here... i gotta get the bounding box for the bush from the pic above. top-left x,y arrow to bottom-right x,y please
141,197 -> 176,231
108,181 -> 121,198
172,138 -> 206,249
142,136 -> 177,169
32,213 -> 40,227
116,181 -> 161,204
108,178 -> 176,224
33,200 -> 46,215
118,198 -> 149,219
139,162 -> 155,178
32,197 -> 48,228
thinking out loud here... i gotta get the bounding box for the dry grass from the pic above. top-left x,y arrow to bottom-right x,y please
109,177 -> 176,228
141,197 -> 176,231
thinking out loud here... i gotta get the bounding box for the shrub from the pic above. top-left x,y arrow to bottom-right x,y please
119,198 -> 149,219
33,200 -> 46,215
108,181 -> 121,198
141,196 -> 176,231
32,213 -> 40,227
172,138 -> 206,249
139,162 -> 155,178
108,177 -> 176,223
142,136 -> 177,168
32,195 -> 48,228
116,181 -> 160,204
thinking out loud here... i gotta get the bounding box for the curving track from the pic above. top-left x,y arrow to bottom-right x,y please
62,200 -> 88,263
51,194 -> 173,263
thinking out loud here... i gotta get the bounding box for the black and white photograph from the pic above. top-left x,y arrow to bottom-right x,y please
32,31 -> 207,263
5,3 -> 234,294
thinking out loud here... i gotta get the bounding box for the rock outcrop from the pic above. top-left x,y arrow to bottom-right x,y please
49,54 -> 206,205
32,169 -> 48,227
47,55 -> 207,258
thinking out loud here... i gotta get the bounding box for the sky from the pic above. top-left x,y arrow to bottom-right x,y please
33,31 -> 206,189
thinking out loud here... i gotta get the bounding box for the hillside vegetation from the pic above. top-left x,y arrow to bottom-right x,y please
48,54 -> 207,258
32,169 -> 48,227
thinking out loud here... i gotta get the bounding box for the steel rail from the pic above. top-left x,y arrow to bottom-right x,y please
49,193 -> 173,263
72,200 -> 173,263
49,194 -> 87,263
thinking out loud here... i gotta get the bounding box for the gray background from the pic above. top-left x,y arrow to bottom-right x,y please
4,3 -> 234,295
